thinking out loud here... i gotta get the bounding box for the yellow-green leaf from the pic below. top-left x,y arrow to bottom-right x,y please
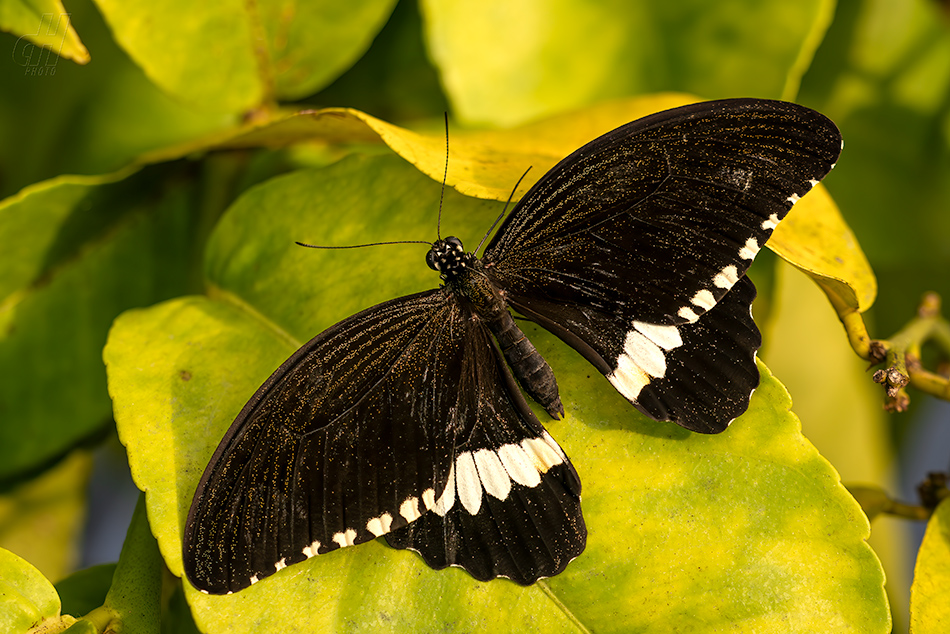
910,499 -> 950,633
1,1 -> 90,65
770,184 -> 877,312
142,94 -> 701,198
105,154 -> 888,632
0,547 -> 73,633
421,0 -> 835,126
92,0 -> 398,113
761,261 -> 906,625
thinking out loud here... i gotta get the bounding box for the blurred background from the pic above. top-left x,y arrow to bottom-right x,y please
1,1 -> 948,631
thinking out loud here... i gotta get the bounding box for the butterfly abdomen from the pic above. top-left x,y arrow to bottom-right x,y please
486,308 -> 564,419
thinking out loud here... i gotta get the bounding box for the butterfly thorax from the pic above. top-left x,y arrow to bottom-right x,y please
427,237 -> 502,317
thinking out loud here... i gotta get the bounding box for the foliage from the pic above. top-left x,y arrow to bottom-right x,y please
1,0 -> 948,632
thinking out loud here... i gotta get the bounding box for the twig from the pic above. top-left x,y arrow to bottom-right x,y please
833,292 -> 950,411
847,473 -> 948,522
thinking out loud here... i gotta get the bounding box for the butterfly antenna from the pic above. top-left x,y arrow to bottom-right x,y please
295,240 -> 431,249
435,112 -> 452,240
475,166 -> 532,254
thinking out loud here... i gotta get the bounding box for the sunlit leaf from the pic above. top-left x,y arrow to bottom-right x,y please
910,499 -> 950,633
92,0 -> 398,112
420,0 -> 835,126
0,1 -> 89,65
771,185 -> 877,312
106,155 -> 888,632
0,547 -> 73,632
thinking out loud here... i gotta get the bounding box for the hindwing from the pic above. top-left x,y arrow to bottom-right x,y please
183,289 -> 584,594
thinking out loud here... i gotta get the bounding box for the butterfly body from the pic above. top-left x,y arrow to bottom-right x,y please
428,236 -> 564,418
184,99 -> 843,594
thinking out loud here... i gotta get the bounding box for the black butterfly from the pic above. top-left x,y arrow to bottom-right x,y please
183,98 -> 842,595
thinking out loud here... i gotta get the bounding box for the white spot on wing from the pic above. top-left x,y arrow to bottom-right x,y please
713,265 -> 739,289
691,289 -> 716,311
786,193 -> 800,205
332,528 -> 357,548
540,431 -> 569,464
608,354 -> 651,400
521,436 -> 564,472
433,463 -> 456,517
497,443 -> 541,488
249,574 -> 259,585
473,449 -> 512,501
621,330 -> 666,377
366,512 -> 393,537
761,213 -> 780,231
399,496 -> 421,523
808,178 -> 819,188
633,321 -> 682,350
303,540 -> 321,558
421,488 -> 436,511
678,306 -> 699,323
738,237 -> 760,260
455,451 -> 482,515
275,558 -> 287,572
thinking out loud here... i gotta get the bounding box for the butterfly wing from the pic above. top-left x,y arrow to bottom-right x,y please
183,289 -> 584,594
483,99 -> 842,432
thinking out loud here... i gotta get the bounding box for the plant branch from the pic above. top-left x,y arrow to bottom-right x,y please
832,292 -> 950,411
847,473 -> 949,522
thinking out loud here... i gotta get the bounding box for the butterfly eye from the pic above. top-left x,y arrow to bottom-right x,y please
425,246 -> 440,271
445,236 -> 463,251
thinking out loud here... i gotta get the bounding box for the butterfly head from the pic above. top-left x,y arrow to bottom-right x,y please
426,236 -> 475,281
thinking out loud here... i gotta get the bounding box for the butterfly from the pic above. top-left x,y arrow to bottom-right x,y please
183,98 -> 842,594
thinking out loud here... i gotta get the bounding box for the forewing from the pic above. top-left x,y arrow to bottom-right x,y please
482,99 -> 841,431
484,98 -> 842,327
183,289 -> 583,594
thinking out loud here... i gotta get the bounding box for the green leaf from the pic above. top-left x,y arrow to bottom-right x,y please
92,0 -> 398,113
911,499 -> 950,632
0,1 -> 90,65
258,0 -> 400,101
0,165 -> 201,482
0,546 -> 74,633
105,154 -> 888,632
101,495 -> 162,634
0,2 -> 233,199
55,564 -> 116,619
421,0 -> 835,126
160,584 -> 202,634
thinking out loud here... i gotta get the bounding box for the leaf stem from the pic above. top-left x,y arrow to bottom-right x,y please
827,289 -> 874,359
